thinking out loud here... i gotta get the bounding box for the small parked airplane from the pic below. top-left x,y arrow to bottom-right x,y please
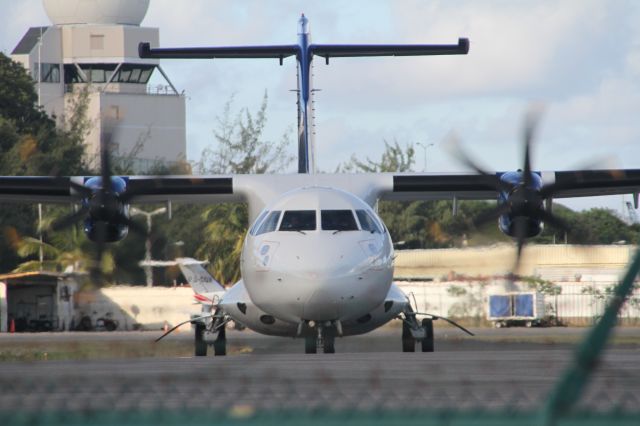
2,15 -> 640,355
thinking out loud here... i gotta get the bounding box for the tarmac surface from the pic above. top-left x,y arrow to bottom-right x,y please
1,327 -> 639,413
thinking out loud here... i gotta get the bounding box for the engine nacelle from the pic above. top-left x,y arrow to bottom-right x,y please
498,214 -> 543,239
83,219 -> 128,242
497,170 -> 544,239
81,176 -> 130,242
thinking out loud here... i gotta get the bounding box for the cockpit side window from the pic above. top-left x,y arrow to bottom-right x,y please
249,210 -> 270,236
321,210 -> 358,231
256,210 -> 281,235
279,210 -> 316,231
356,209 -> 382,234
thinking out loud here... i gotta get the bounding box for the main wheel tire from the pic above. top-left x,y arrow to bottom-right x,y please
194,323 -> 207,357
305,335 -> 317,354
402,321 -> 415,352
421,318 -> 434,353
323,334 -> 335,354
213,325 -> 227,356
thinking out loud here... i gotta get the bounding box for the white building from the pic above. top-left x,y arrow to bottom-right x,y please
11,0 -> 186,172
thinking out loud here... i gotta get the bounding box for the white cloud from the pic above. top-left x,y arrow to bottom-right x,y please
2,0 -> 640,214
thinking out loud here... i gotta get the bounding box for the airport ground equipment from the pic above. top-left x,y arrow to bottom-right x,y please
488,292 -> 545,327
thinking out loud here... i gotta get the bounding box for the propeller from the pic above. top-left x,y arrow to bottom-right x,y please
450,108 -> 571,277
50,132 -> 149,283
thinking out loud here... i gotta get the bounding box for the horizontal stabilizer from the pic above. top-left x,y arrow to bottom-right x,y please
139,42 -> 299,59
310,38 -> 469,59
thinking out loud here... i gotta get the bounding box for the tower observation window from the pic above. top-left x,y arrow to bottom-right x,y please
34,63 -> 60,83
64,64 -> 156,84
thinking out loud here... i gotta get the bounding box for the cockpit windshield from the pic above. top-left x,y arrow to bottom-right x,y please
279,210 -> 316,231
255,210 -> 281,235
321,210 -> 358,231
249,209 -> 270,235
356,209 -> 383,233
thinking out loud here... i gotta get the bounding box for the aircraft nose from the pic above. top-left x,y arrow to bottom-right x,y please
247,234 -> 391,323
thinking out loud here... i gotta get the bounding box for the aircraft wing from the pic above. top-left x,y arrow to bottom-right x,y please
0,175 -> 241,204
310,38 -> 469,60
380,169 -> 640,202
139,42 -> 299,60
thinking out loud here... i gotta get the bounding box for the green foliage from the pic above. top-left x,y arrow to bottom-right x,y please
196,92 -> 293,174
338,139 -> 415,173
0,53 -> 49,134
12,211 -> 115,277
535,205 -> 638,245
0,54 -> 91,274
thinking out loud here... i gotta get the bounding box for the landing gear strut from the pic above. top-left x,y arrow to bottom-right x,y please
194,322 -> 207,356
213,324 -> 226,356
421,318 -> 434,352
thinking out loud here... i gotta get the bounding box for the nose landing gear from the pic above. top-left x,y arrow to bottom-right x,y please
302,320 -> 337,354
401,312 -> 434,352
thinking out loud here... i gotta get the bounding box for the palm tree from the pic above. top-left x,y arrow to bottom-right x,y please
13,215 -> 114,280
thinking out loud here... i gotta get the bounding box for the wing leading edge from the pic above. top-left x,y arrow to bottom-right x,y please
385,170 -> 640,202
0,176 -> 238,204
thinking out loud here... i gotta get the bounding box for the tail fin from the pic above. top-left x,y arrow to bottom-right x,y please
176,258 -> 225,295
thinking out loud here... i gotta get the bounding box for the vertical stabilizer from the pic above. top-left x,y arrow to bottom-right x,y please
176,258 -> 225,295
139,16 -> 469,175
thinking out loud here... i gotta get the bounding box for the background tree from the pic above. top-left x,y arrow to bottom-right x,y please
0,53 -> 90,273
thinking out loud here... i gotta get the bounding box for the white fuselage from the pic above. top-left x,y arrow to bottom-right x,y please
219,186 -> 407,337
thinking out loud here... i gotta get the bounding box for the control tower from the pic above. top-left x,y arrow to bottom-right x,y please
11,0 -> 186,172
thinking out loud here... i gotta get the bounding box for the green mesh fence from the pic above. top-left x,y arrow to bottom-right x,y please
2,250 -> 640,425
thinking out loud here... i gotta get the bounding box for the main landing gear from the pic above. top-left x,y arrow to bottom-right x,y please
401,311 -> 434,353
303,320 -> 338,354
399,308 -> 475,353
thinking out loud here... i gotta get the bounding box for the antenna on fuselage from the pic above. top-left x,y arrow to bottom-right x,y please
139,15 -> 470,174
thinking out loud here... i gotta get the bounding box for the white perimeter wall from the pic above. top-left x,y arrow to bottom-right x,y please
397,280 -> 640,322
75,285 -> 201,331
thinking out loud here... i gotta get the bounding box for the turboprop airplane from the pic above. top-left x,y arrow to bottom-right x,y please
2,15 -> 640,355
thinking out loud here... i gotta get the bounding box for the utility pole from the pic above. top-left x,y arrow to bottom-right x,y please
131,207 -> 166,287
416,142 -> 434,172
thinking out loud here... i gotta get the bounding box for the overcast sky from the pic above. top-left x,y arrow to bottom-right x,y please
1,0 -> 640,214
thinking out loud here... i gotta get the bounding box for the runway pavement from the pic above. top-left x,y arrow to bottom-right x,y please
1,327 -> 639,413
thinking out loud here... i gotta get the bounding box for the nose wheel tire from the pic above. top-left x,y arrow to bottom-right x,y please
402,320 -> 415,352
213,325 -> 227,356
421,318 -> 434,352
194,323 -> 207,357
